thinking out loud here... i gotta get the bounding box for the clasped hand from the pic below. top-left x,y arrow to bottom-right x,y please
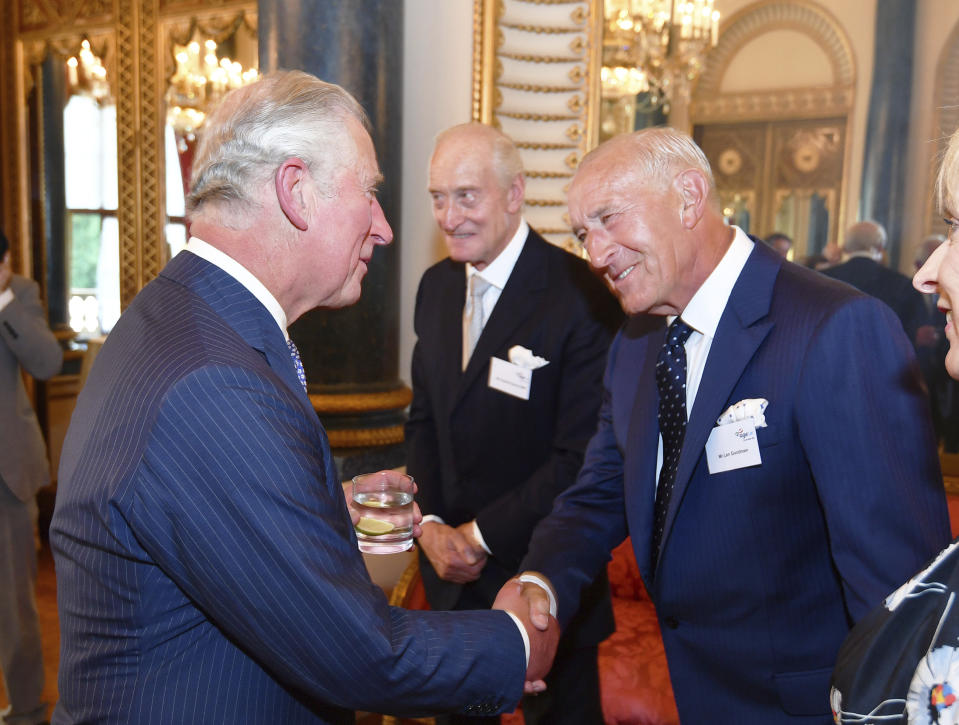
492,577 -> 559,694
418,521 -> 487,583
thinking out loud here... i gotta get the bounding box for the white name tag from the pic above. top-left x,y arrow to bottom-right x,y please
705,420 -> 762,474
488,357 -> 532,400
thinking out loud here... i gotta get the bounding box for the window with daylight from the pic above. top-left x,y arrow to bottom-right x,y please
63,92 -> 120,337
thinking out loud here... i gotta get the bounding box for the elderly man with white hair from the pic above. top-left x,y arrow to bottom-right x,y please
50,71 -> 557,725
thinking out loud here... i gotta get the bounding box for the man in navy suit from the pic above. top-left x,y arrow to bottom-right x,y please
406,123 -> 622,724
50,71 -> 557,725
507,127 -> 951,722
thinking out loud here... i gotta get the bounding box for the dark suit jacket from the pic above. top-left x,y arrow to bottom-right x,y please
405,229 -> 622,647
824,256 -> 928,343
0,275 -> 62,501
523,241 -> 950,723
51,251 -> 526,725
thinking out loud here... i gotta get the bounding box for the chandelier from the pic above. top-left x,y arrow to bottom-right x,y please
66,39 -> 111,104
165,37 -> 258,136
602,0 -> 720,112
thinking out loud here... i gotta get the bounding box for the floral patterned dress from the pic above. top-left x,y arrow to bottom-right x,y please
831,538 -> 959,724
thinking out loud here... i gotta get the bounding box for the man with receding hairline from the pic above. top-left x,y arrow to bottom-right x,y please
506,126 -> 949,723
406,122 -> 622,724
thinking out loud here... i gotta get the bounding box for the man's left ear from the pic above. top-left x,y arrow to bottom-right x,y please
677,169 -> 709,229
275,158 -> 311,231
506,173 -> 526,214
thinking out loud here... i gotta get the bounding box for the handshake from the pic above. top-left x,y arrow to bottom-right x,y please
492,574 -> 561,693
350,498 -> 561,692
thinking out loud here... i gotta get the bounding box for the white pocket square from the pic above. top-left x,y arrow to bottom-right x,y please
717,398 -> 768,428
508,345 -> 549,370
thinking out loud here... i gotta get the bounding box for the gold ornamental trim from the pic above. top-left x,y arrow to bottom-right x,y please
525,170 -> 573,178
516,141 -> 577,150
524,198 -> 566,207
326,426 -> 405,450
499,51 -> 581,63
497,110 -> 578,121
499,81 -> 580,93
500,21 -> 581,34
310,387 -> 413,415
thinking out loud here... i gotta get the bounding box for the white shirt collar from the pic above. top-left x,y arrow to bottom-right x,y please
466,218 -> 529,289
842,249 -> 882,262
674,226 -> 754,338
184,236 -> 289,339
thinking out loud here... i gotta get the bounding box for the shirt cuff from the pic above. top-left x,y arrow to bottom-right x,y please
518,573 -> 558,618
505,611 -> 530,666
420,514 -> 445,525
471,520 -> 492,555
0,287 -> 13,312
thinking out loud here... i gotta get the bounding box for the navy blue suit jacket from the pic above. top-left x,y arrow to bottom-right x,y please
523,241 -> 951,723
51,252 -> 525,724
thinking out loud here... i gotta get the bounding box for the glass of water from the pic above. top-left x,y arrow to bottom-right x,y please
351,470 -> 415,554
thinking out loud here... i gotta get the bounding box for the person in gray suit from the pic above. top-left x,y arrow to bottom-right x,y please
0,228 -> 61,725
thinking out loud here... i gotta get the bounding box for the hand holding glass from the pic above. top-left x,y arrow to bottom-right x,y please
351,471 -> 415,554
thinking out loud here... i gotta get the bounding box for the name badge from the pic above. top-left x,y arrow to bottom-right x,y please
488,357 -> 532,400
705,420 -> 762,474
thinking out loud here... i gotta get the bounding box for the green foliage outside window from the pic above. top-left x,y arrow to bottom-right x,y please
70,212 -> 102,290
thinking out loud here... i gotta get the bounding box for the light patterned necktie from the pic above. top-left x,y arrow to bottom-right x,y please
286,337 -> 307,392
464,274 -> 491,369
650,318 -> 695,575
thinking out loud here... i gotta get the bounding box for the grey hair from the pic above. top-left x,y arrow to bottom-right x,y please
938,127 -> 959,215
187,69 -> 369,218
843,221 -> 886,254
581,126 -> 716,193
433,122 -> 524,190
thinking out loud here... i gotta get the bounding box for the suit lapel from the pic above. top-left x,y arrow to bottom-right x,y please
653,242 -> 780,573
455,231 -> 548,402
432,261 -> 469,417
161,252 -> 315,416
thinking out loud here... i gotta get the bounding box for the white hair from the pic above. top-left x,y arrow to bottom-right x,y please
187,70 -> 369,219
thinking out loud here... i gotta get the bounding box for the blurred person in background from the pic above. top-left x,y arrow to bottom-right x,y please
0,227 -> 62,725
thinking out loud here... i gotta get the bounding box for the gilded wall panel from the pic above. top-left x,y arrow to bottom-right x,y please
473,0 -> 601,250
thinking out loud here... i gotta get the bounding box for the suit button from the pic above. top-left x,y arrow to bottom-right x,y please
663,616 -> 679,629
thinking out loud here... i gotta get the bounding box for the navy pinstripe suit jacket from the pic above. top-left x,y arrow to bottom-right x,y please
51,251 -> 525,724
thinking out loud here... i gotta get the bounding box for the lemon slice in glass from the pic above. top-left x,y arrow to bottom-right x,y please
356,517 -> 395,536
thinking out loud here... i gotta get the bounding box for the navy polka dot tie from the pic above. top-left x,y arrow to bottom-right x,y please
651,317 -> 694,574
286,337 -> 307,392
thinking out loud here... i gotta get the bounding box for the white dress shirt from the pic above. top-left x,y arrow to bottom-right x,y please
654,226 -> 754,484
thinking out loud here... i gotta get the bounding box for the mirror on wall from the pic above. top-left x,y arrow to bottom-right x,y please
160,9 -> 258,258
